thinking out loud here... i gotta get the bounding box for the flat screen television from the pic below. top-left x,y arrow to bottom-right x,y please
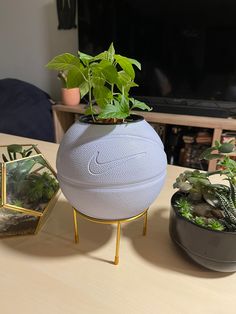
77,0 -> 236,117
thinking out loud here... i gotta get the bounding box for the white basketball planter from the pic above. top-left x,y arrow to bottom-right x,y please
56,115 -> 167,220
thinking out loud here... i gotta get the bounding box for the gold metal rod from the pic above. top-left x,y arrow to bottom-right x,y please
76,208 -> 148,225
73,208 -> 79,243
114,222 -> 121,265
143,210 -> 148,236
2,163 -> 6,204
4,204 -> 43,217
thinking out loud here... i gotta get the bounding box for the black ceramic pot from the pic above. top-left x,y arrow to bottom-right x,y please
169,192 -> 236,272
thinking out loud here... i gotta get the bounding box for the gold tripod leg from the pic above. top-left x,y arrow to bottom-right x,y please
143,209 -> 148,236
73,208 -> 79,243
114,221 -> 121,265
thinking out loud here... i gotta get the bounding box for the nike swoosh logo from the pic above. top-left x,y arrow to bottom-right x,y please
88,151 -> 146,175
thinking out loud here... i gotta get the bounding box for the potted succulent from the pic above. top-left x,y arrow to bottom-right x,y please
169,140 -> 236,272
47,43 -> 167,220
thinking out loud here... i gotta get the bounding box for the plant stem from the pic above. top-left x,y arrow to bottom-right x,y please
88,68 -> 95,122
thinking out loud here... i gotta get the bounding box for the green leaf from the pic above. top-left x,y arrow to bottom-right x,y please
66,65 -> 86,88
79,81 -> 89,98
188,177 -> 210,186
214,140 -> 220,148
128,58 -> 141,70
98,60 -> 118,84
46,53 -> 80,71
90,64 -> 106,86
117,95 -> 130,115
84,106 -> 98,115
130,98 -> 152,111
116,71 -> 138,94
219,142 -> 235,154
93,85 -> 112,108
199,147 -> 217,160
115,54 -> 135,79
205,154 -> 224,160
79,52 -> 93,65
2,154 -> 8,162
93,52 -> 108,61
107,43 -> 115,62
7,145 -> 23,154
98,102 -> 129,119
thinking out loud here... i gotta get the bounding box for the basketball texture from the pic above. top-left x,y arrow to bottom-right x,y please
57,117 -> 167,219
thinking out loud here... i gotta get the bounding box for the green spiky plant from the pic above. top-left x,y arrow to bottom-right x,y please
46,43 -> 151,122
173,140 -> 236,231
2,144 -> 36,162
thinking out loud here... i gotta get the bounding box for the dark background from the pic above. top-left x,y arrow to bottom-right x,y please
78,0 -> 236,115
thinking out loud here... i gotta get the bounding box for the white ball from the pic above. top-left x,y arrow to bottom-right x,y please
57,116 -> 167,220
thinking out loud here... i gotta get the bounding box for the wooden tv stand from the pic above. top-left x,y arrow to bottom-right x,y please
52,104 -> 236,171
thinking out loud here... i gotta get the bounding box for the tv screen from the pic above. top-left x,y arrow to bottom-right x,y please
78,0 -> 236,116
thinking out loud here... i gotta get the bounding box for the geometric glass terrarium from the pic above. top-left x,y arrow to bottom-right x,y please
0,144 -> 59,237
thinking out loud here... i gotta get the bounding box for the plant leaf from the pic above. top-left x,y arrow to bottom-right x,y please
46,53 -> 81,71
116,71 -> 138,94
205,154 -> 224,160
199,147 -> 217,159
98,60 -> 118,84
93,85 -> 112,108
130,98 -> 152,111
128,58 -> 141,70
84,106 -> 98,115
79,81 -> 89,98
115,54 -> 135,79
7,144 -> 23,154
219,142 -> 235,153
98,102 -> 129,119
79,52 -> 93,65
66,65 -> 86,88
107,43 -> 115,62
93,52 -> 108,61
117,95 -> 130,115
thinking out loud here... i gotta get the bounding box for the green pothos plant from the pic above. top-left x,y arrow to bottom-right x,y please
173,140 -> 236,231
46,43 -> 151,122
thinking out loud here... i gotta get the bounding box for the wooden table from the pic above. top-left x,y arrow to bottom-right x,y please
0,133 -> 235,314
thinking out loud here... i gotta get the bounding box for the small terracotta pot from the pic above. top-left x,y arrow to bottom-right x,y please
61,87 -> 80,106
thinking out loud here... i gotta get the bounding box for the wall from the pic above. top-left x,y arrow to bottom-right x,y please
0,0 -> 78,99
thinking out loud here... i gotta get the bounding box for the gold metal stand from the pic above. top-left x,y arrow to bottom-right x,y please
73,208 -> 149,265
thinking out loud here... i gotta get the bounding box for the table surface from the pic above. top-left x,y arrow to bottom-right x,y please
0,133 -> 235,314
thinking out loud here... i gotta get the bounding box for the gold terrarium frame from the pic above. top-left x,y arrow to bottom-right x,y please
0,144 -> 60,236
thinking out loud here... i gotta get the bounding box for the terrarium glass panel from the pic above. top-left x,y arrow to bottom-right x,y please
0,144 -> 60,237
5,155 -> 59,213
0,207 -> 39,237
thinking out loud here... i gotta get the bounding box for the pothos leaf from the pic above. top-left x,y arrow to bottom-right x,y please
107,42 -> 115,62
128,58 -> 141,70
79,52 -> 93,65
93,85 -> 112,108
130,98 -> 152,111
98,101 -> 129,119
46,53 -> 81,71
115,54 -> 135,80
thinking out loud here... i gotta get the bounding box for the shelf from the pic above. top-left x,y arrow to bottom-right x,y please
52,104 -> 236,171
